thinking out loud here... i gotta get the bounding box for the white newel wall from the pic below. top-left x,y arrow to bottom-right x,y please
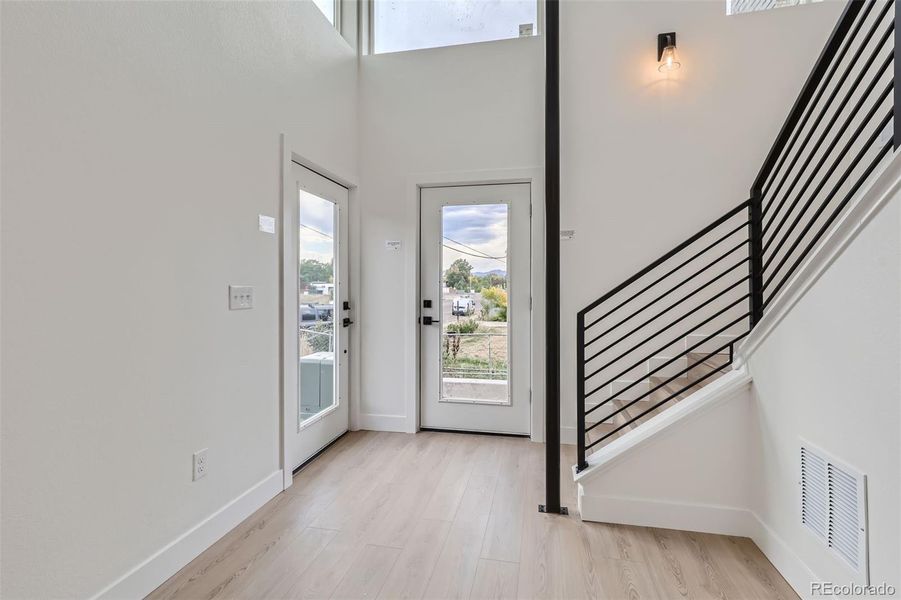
0,3 -> 357,597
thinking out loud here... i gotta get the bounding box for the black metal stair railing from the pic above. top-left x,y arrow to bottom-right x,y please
576,0 -> 896,472
575,203 -> 753,470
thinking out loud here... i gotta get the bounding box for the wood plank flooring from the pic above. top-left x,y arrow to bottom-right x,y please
148,431 -> 797,600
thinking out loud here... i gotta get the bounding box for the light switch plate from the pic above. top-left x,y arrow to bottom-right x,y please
258,214 -> 275,234
229,285 -> 254,310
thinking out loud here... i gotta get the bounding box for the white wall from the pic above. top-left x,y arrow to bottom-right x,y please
577,373 -> 758,535
357,38 -> 544,430
748,191 -> 900,590
0,2 -> 357,597
559,0 -> 846,441
353,0 -> 847,438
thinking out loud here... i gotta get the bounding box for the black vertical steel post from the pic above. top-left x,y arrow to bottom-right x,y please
748,189 -> 764,327
542,0 -> 563,515
575,312 -> 587,473
892,4 -> 901,150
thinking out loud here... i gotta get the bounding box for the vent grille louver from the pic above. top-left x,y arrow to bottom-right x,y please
800,444 -> 868,581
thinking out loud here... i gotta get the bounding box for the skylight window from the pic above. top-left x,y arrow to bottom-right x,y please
372,0 -> 538,55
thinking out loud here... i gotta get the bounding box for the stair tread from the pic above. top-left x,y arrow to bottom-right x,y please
584,356 -> 733,457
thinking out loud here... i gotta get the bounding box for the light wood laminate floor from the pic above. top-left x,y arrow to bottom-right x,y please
148,431 -> 797,600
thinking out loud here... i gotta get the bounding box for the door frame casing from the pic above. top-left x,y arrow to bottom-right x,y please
404,168 -> 546,443
280,135 -> 361,491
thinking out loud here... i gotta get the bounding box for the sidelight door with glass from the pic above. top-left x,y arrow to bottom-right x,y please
420,183 -> 531,435
285,162 -> 350,472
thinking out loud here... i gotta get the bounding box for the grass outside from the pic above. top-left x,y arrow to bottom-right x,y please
442,325 -> 508,380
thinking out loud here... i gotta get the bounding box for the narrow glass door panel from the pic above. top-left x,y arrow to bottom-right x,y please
298,190 -> 337,426
440,203 -> 509,404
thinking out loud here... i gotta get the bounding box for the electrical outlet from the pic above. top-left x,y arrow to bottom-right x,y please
193,448 -> 208,481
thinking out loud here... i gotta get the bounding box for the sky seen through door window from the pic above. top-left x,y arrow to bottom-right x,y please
442,204 -> 508,276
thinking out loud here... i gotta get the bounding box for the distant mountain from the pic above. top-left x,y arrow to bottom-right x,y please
473,269 -> 506,277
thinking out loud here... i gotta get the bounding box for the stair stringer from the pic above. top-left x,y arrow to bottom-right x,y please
573,365 -> 755,536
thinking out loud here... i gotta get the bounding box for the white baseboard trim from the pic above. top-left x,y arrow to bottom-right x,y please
577,492 -> 755,537
358,412 -> 409,432
748,512 -> 820,600
93,470 -> 283,600
576,492 -> 818,599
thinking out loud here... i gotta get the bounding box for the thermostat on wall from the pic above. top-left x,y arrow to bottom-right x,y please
560,230 -> 575,240
385,240 -> 402,251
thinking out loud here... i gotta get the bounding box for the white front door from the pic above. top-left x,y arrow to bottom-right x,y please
420,183 -> 531,435
284,162 -> 350,472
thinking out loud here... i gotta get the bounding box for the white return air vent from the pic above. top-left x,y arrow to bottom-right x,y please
800,443 -> 869,582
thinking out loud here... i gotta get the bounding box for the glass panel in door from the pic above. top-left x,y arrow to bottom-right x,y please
440,203 -> 509,404
298,190 -> 337,426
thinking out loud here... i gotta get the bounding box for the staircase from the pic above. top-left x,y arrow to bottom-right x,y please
575,0 -> 896,472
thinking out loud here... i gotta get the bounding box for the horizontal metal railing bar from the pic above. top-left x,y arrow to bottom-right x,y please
585,334 -> 745,433
584,311 -> 750,414
761,0 -> 882,204
587,333 -> 750,450
764,36 -> 895,236
763,80 -> 892,267
764,72 -> 893,258
578,200 -> 750,319
584,292 -> 750,398
751,0 -> 865,193
443,372 -> 506,378
584,234 -> 748,349
584,223 -> 749,333
762,1 -> 889,204
763,108 -> 893,285
764,137 -> 893,306
764,56 -> 893,247
763,22 -> 894,227
441,332 -> 507,337
585,258 -> 750,359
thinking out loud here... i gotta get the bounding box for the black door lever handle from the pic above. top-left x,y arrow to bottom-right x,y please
342,318 -> 354,327
422,316 -> 440,325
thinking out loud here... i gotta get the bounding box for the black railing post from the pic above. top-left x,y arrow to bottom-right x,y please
576,312 -> 587,472
749,190 -> 764,327
540,0 -> 565,515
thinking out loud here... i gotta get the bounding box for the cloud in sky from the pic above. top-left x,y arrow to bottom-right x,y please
299,191 -> 335,264
442,203 -> 507,275
373,0 -> 537,54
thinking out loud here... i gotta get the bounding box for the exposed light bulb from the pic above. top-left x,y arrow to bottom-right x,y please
658,45 -> 681,72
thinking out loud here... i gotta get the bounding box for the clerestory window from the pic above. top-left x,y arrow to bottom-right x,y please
371,0 -> 539,55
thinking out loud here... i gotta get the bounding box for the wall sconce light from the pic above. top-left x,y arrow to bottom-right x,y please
657,32 -> 681,72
